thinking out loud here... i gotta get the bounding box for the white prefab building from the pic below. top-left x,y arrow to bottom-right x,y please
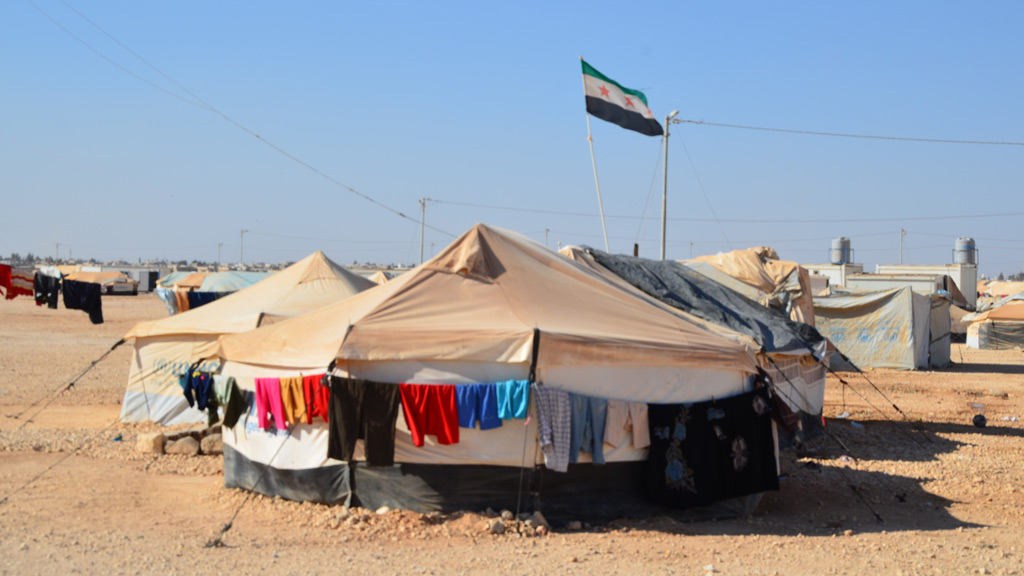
803,263 -> 864,289
874,264 -> 977,310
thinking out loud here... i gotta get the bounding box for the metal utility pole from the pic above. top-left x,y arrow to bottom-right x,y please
419,198 -> 435,264
218,243 -> 223,270
240,229 -> 249,267
900,229 -> 906,265
661,110 -> 679,260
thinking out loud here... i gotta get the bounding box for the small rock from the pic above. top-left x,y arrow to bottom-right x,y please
136,432 -> 166,454
843,529 -> 853,536
375,506 -> 391,515
165,437 -> 200,456
500,509 -> 514,521
566,520 -> 582,531
704,564 -> 717,572
200,433 -> 222,455
531,511 -> 551,531
489,520 -> 505,535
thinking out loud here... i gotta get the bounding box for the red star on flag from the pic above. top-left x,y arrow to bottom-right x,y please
624,97 -> 635,108
599,85 -> 610,98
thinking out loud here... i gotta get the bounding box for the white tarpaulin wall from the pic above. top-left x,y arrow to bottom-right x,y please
813,287 -> 950,370
121,251 -> 374,424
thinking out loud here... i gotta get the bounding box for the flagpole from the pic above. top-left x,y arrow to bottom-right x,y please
581,59 -> 610,252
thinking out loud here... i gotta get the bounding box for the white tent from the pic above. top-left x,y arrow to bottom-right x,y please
212,224 -> 772,518
966,293 -> 1024,349
121,251 -> 375,424
813,287 -> 950,370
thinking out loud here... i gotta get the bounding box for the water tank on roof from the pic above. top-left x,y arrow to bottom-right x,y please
953,237 -> 977,265
830,237 -> 852,265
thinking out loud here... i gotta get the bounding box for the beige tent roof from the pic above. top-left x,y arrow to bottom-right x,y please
214,224 -> 757,377
368,270 -> 392,285
686,247 -> 815,325
64,271 -> 135,286
125,251 -> 375,339
979,280 -> 1024,298
174,272 -> 209,289
970,300 -> 1024,323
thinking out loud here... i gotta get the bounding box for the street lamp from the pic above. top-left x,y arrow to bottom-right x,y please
240,229 -> 249,268
661,109 -> 679,260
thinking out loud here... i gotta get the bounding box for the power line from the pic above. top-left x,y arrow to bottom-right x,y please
679,120 -> 1024,146
28,0 -> 456,239
678,133 -> 731,249
433,199 -> 1024,224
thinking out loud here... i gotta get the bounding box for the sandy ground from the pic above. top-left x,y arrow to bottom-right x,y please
1,293 -> 1023,575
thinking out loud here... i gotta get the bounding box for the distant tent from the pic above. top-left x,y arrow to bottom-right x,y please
561,246 -> 828,437
965,293 -> 1024,349
156,271 -> 194,288
685,247 -> 816,326
212,224 -> 770,521
198,271 -> 271,292
813,287 -> 950,370
63,271 -> 139,295
979,281 -> 1024,299
120,251 -> 375,425
368,270 -> 392,285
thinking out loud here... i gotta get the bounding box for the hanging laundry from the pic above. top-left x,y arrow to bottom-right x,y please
646,388 -> 779,508
568,393 -> 607,465
454,383 -> 502,430
173,289 -> 190,313
8,268 -> 34,300
211,374 -> 246,429
605,400 -> 651,449
61,279 -> 103,324
399,383 -> 459,447
187,291 -> 231,310
154,286 -> 178,315
0,264 -> 9,298
326,376 -> 401,466
533,384 -> 571,473
279,376 -> 307,425
34,272 -> 61,309
495,379 -> 530,419
2,265 -> 34,301
178,371 -> 214,409
254,377 -> 287,431
302,374 -> 330,424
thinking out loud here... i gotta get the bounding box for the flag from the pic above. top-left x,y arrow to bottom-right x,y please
582,59 -> 663,137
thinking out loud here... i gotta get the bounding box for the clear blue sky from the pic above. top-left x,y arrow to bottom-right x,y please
3,1 -> 1022,276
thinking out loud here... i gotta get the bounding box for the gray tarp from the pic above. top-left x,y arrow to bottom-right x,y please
588,250 -> 827,357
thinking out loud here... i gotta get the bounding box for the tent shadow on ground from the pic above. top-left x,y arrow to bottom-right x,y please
940,361 -> 1024,375
580,463 -> 978,537
792,419 -> 968,464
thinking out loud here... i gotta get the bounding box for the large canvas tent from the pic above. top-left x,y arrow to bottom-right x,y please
211,224 -> 771,520
121,251 -> 375,424
813,287 -> 951,370
966,293 -> 1024,349
560,246 -> 828,438
685,247 -> 816,326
